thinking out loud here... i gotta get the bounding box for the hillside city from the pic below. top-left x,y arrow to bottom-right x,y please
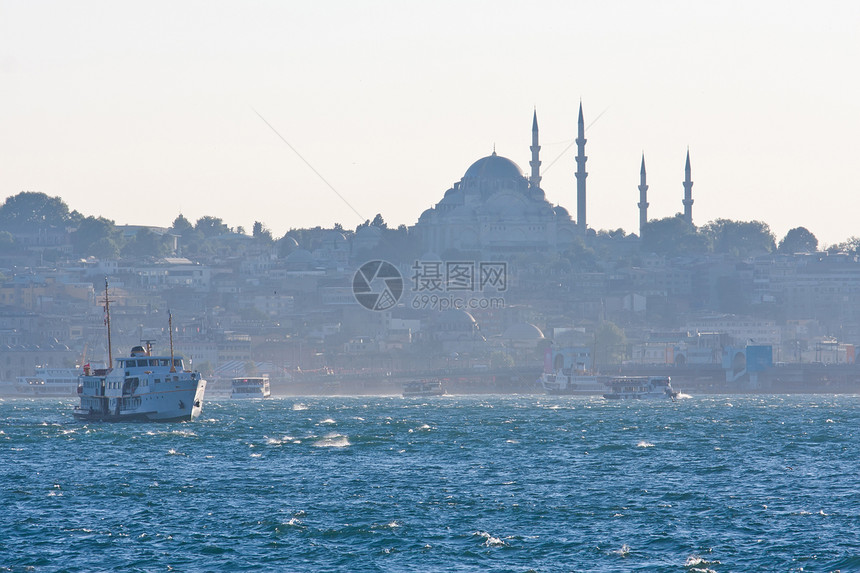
2,184 -> 859,395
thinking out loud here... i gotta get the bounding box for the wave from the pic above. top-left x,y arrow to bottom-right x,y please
313,433 -> 350,448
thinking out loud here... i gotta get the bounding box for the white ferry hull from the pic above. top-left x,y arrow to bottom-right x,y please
73,378 -> 206,422
541,372 -> 608,396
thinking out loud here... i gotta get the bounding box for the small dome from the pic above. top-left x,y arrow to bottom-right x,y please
554,206 -> 571,219
323,230 -> 347,243
281,236 -> 300,249
464,152 -> 524,180
284,248 -> 314,264
433,309 -> 477,326
355,225 -> 383,238
502,322 -> 545,340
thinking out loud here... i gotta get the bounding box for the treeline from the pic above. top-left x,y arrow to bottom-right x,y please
0,191 -> 419,262
3,190 -> 860,264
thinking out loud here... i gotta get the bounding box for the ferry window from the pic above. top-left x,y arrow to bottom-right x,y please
173,359 -> 182,368
160,359 -> 169,367
149,359 -> 158,367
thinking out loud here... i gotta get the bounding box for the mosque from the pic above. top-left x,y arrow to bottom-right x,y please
414,104 -> 695,257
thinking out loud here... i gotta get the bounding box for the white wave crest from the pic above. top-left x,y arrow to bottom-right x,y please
314,433 -> 350,448
474,530 -> 506,547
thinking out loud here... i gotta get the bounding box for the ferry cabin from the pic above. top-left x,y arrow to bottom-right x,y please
231,376 -> 271,398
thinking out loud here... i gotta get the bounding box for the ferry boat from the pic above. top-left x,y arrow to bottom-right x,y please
539,369 -> 609,395
602,376 -> 679,400
231,376 -> 271,399
402,379 -> 445,397
16,367 -> 82,397
72,280 -> 206,422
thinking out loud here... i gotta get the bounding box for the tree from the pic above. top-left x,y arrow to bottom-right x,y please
594,321 -> 626,369
371,213 -> 387,229
194,216 -> 229,237
170,214 -> 194,236
0,191 -> 71,227
89,236 -> 121,259
0,230 -> 16,254
121,228 -> 168,258
828,236 -> 860,255
641,215 -> 708,257
253,221 -> 273,243
778,227 -> 818,254
72,216 -> 118,256
699,219 -> 775,257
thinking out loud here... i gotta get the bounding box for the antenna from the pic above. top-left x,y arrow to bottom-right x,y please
102,278 -> 113,369
169,310 -> 176,373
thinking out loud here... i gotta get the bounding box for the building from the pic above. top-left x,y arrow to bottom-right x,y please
415,110 -> 582,257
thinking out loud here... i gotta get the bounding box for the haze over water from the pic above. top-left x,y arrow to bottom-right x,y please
2,394 -> 857,572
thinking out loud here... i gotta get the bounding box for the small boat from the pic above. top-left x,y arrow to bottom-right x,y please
402,379 -> 445,397
231,376 -> 271,399
539,369 -> 609,395
72,280 -> 206,422
603,376 -> 680,400
16,367 -> 83,397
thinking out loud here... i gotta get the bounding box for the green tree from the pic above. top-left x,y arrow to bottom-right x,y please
0,191 -> 71,227
828,236 -> 860,255
89,236 -> 121,259
594,321 -> 626,369
121,228 -> 168,258
641,215 -> 708,257
700,219 -> 775,257
778,226 -> 818,254
170,214 -> 194,236
194,216 -> 230,237
253,221 -> 273,243
72,216 -> 118,256
371,213 -> 387,229
0,230 -> 16,254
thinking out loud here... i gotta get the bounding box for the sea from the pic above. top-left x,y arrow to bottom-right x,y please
2,393 -> 860,572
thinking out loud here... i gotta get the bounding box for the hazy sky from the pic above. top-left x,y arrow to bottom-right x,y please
2,1 -> 859,245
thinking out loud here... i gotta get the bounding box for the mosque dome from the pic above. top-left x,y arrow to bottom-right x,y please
464,152 -> 524,180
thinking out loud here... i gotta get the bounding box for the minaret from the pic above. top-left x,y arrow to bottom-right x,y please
575,102 -> 588,232
638,154 -> 649,236
682,148 -> 694,225
529,109 -> 541,189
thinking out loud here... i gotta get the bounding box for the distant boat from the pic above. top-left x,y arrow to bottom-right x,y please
16,366 -> 82,397
402,379 -> 445,397
539,369 -> 608,395
231,376 -> 271,399
602,376 -> 680,400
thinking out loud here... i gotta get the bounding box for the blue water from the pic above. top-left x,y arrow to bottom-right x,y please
2,394 -> 860,572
